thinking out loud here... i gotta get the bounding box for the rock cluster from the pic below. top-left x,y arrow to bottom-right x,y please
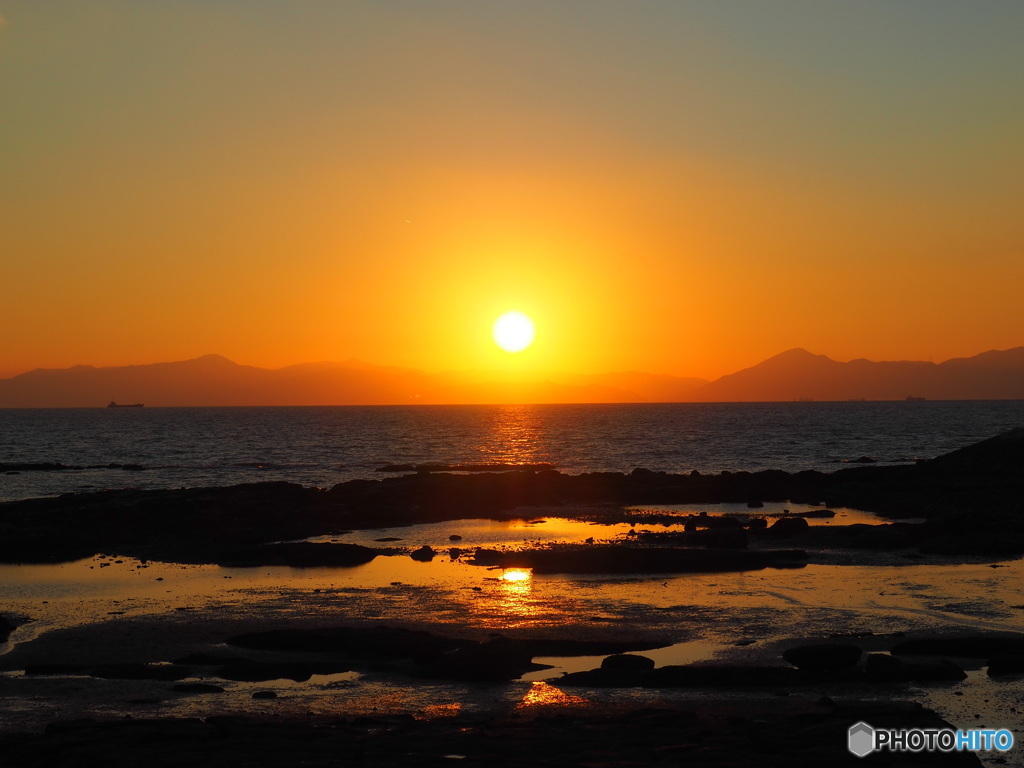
1,427 -> 1022,565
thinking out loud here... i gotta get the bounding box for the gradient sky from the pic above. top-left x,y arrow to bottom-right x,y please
2,1 -> 1022,380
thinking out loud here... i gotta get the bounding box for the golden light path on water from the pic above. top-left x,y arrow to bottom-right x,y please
474,404 -> 548,466
487,568 -> 542,626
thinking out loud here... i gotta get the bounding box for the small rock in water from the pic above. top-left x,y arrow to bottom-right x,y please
768,517 -> 809,534
410,545 -> 436,562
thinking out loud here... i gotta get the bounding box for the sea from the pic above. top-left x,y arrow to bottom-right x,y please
2,400 -> 1024,503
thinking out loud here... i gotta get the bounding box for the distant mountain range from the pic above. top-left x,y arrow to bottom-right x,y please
690,347 -> 1024,402
1,348 -> 1022,407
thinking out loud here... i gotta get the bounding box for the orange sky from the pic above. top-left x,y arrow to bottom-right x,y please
2,2 -> 1022,381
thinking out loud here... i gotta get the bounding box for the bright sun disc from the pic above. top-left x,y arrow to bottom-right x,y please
492,311 -> 536,353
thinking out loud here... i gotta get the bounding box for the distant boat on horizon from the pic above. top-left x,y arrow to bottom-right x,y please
905,396 -> 926,402
107,401 -> 144,408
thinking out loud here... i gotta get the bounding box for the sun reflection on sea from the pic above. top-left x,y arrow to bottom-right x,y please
476,405 -> 548,466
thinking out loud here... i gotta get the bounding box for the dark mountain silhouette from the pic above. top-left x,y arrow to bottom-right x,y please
0,347 -> 1021,406
0,355 -> 696,407
688,347 -> 1024,402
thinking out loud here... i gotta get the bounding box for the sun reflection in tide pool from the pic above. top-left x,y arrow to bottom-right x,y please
500,567 -> 532,584
515,681 -> 589,711
487,567 -> 539,624
456,565 -> 572,628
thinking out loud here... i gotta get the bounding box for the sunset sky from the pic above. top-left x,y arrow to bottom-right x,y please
2,1 -> 1022,381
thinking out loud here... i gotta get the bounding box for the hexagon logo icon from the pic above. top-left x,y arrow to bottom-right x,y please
848,722 -> 875,757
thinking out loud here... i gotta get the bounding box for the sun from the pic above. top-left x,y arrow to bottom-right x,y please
492,311 -> 536,353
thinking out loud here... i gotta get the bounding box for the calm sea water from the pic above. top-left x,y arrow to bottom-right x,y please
2,401 -> 1023,503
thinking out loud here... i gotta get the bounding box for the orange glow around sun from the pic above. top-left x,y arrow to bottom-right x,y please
2,4 -> 1022,385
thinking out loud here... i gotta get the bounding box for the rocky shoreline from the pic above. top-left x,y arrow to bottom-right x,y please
1,426 -> 1023,567
0,699 -> 984,767
2,428 -> 1022,765
0,613 -> 1009,766
1,606 -> 1008,766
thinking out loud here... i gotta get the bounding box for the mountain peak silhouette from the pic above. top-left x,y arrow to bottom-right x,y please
1,347 -> 1022,406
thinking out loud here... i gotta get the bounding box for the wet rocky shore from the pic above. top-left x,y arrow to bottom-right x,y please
0,699 -> 984,767
2,428 -> 1022,765
0,614 -> 1008,766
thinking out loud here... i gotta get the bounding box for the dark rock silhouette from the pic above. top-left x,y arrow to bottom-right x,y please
891,634 -> 1024,658
216,542 -> 380,568
865,653 -> 910,681
213,659 -> 351,683
411,636 -> 547,682
768,516 -> 810,534
559,663 -> 806,688
227,626 -> 464,661
782,644 -> 862,671
222,626 -> 666,684
1,427 -> 1023,565
633,527 -> 748,548
0,614 -> 16,643
902,659 -> 968,682
986,655 -> 1024,676
0,700 -> 979,768
409,545 -> 436,562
